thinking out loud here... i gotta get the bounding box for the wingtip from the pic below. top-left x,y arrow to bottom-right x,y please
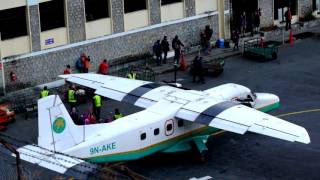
297,128 -> 311,144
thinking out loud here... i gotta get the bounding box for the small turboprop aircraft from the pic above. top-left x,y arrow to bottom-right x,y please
17,74 -> 310,174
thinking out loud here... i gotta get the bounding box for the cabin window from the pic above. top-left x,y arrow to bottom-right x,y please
140,132 -> 146,140
154,128 -> 160,135
84,0 -> 110,21
124,0 -> 147,13
161,0 -> 182,6
166,124 -> 173,131
178,120 -> 184,127
0,6 -> 28,40
39,0 -> 66,31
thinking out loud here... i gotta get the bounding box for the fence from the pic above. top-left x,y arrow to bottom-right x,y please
0,133 -> 147,180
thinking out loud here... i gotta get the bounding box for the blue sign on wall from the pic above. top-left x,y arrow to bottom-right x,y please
45,38 -> 54,45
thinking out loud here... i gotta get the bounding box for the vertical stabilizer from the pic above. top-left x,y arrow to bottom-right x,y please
38,95 -> 84,152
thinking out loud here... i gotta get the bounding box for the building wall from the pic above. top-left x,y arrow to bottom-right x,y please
124,10 -> 149,31
149,0 -> 161,25
85,18 -> 112,39
66,0 -> 86,43
0,0 -> 26,10
28,5 -> 41,52
259,0 -> 274,27
195,0 -> 218,15
4,14 -> 220,89
161,2 -> 185,22
299,0 -> 313,17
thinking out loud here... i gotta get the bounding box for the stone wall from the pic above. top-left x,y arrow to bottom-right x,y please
4,14 -> 220,92
299,0 -> 313,18
149,0 -> 161,25
259,0 -> 274,28
28,5 -> 41,52
111,0 -> 124,33
185,0 -> 196,17
67,0 -> 86,43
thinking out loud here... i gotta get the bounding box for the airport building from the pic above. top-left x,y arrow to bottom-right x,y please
0,0 -> 318,88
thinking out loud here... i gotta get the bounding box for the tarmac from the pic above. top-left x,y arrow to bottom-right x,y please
0,33 -> 320,179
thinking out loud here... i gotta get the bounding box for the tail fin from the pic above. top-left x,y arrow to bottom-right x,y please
38,95 -> 85,152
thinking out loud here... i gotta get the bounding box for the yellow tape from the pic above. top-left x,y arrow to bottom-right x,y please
276,109 -> 320,118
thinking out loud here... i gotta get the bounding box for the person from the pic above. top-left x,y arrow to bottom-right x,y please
68,85 -> 77,108
232,30 -> 240,51
113,109 -> 124,120
153,40 -> 162,66
200,30 -> 206,50
253,10 -> 261,34
70,107 -> 81,125
92,94 -> 102,122
98,59 -> 109,75
63,64 -> 71,74
127,69 -> 137,80
285,7 -> 292,31
161,36 -> 170,64
40,86 -> 49,98
83,56 -> 91,73
192,56 -> 205,84
240,12 -> 247,37
76,54 -> 85,73
172,35 -> 184,64
204,25 -> 213,53
84,112 -> 96,125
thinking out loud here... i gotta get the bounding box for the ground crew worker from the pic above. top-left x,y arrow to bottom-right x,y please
92,94 -> 102,122
68,85 -> 77,108
113,109 -> 124,120
127,70 -> 136,80
40,86 -> 49,98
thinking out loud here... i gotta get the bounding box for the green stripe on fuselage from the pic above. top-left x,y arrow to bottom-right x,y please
87,102 -> 280,163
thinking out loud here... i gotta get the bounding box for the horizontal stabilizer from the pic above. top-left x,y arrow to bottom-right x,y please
15,145 -> 98,177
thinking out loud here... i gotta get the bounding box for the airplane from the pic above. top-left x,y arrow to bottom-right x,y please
16,74 -> 310,175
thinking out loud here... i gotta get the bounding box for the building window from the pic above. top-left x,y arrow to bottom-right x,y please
0,6 -> 28,40
178,120 -> 184,127
39,0 -> 66,31
161,0 -> 182,6
124,0 -> 147,13
85,0 -> 110,21
154,128 -> 160,135
140,133 -> 146,140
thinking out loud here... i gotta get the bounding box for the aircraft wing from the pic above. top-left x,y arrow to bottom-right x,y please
176,99 -> 310,144
59,74 -> 177,108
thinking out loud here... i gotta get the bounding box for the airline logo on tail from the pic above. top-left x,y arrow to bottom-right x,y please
53,117 -> 66,134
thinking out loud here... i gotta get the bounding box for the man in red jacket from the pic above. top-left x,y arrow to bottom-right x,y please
98,59 -> 109,75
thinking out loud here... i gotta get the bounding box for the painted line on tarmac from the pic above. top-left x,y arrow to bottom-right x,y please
276,109 -> 320,118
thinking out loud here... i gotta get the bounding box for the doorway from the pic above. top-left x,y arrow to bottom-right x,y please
230,0 -> 258,31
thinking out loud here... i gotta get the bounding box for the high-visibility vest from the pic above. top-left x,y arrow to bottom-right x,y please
127,72 -> 136,79
114,113 -> 124,120
40,90 -> 49,98
93,95 -> 102,107
68,90 -> 77,103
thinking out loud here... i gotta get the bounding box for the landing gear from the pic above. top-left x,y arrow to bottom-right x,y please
191,136 -> 210,162
198,150 -> 209,163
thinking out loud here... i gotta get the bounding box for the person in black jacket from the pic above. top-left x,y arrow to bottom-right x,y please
153,40 -> 162,66
161,36 -> 170,64
192,56 -> 205,84
172,35 -> 184,64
